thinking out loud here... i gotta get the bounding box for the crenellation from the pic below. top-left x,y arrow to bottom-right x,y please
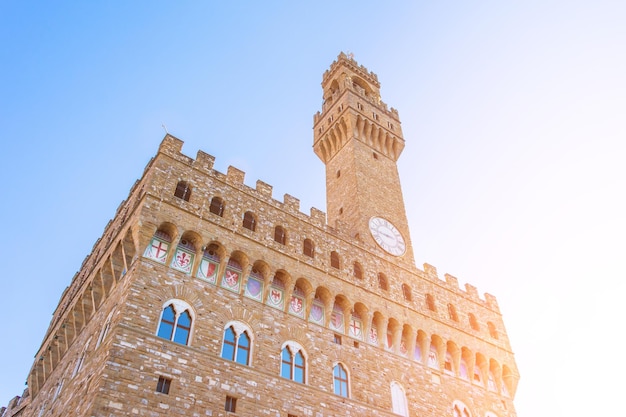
226,166 -> 245,184
444,273 -> 459,288
283,194 -> 300,212
309,207 -> 326,226
255,180 -> 273,198
484,293 -> 499,312
423,263 -> 438,278
193,150 -> 215,172
464,283 -> 479,300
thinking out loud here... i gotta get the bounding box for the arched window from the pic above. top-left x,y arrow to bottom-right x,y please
303,239 -> 315,258
274,226 -> 286,244
390,381 -> 409,417
209,197 -> 224,216
469,313 -> 480,331
96,311 -> 114,348
242,211 -> 256,231
448,304 -> 458,322
378,273 -> 388,291
453,401 -> 472,417
157,300 -> 193,345
52,380 -> 64,401
333,363 -> 349,397
402,284 -> 412,301
353,262 -> 363,279
72,337 -> 92,378
426,293 -> 436,311
221,322 -> 252,365
330,251 -> 340,269
174,181 -> 191,201
488,321 -> 498,339
280,342 -> 306,384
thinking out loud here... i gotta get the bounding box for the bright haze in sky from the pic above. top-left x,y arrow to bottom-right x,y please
1,2 -> 625,416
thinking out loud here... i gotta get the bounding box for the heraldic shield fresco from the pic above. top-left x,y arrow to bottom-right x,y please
171,240 -> 195,274
143,231 -> 171,264
197,249 -> 219,284
289,288 -> 305,318
266,278 -> 285,310
244,270 -> 264,302
221,259 -> 242,293
308,298 -> 325,326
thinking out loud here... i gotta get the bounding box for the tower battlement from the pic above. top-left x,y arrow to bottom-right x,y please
155,134 -> 501,313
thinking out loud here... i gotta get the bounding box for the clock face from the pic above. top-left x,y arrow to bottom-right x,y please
368,217 -> 406,256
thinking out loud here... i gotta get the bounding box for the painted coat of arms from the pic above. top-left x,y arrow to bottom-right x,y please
244,276 -> 263,301
309,303 -> 324,325
267,288 -> 284,309
330,311 -> 344,332
171,249 -> 193,274
289,296 -> 304,317
349,318 -> 362,339
144,238 -> 169,263
369,327 -> 378,344
197,259 -> 217,283
221,269 -> 240,292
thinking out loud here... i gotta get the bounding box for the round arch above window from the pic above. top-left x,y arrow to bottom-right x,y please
452,400 -> 472,417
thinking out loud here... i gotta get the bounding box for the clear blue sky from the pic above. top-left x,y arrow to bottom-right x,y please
2,2 -> 625,415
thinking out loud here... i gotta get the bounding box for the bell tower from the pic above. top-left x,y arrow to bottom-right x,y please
313,53 -> 414,264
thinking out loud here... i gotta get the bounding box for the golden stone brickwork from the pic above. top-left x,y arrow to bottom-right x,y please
2,53 -> 519,417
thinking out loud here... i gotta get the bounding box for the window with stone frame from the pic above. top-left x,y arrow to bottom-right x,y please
333,363 -> 349,398
378,273 -> 388,291
225,396 -> 237,412
274,225 -> 287,244
156,376 -> 171,394
96,311 -> 114,348
242,211 -> 256,231
448,303 -> 459,322
174,181 -> 191,201
390,381 -> 409,417
330,251 -> 340,269
280,342 -> 306,384
303,238 -> 315,258
402,283 -> 412,301
453,402 -> 471,417
209,196 -> 224,216
221,323 -> 252,366
157,301 -> 193,345
426,293 -> 436,311
469,313 -> 480,331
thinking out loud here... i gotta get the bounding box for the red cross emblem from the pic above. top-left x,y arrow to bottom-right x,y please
349,319 -> 362,336
150,240 -> 168,260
